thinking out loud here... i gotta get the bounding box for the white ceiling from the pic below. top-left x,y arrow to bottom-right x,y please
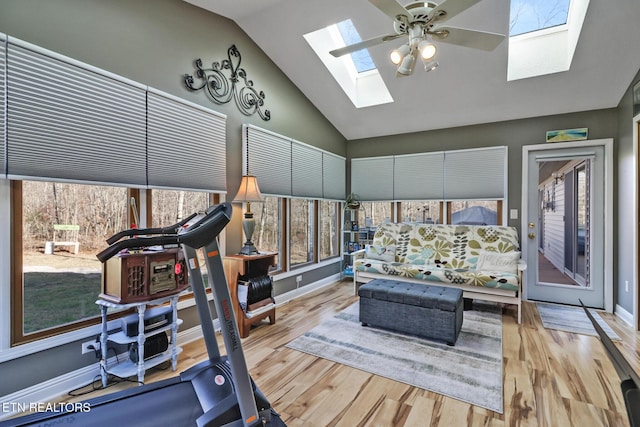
185,0 -> 640,141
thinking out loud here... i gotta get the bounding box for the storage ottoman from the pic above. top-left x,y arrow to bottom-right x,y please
358,279 -> 463,345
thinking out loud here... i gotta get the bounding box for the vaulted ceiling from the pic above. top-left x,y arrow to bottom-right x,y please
185,0 -> 640,141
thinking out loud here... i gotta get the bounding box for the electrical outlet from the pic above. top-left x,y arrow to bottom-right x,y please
81,340 -> 99,355
296,275 -> 302,283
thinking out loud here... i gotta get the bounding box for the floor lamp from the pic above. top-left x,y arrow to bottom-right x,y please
233,174 -> 263,255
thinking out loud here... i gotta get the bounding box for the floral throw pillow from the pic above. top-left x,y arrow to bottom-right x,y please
365,245 -> 396,262
476,251 -> 520,274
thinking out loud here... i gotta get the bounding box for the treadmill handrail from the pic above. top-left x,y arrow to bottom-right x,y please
105,212 -> 198,244
580,299 -> 640,427
96,203 -> 232,263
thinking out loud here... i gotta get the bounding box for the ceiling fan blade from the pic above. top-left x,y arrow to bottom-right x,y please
431,26 -> 505,51
330,33 -> 403,57
428,0 -> 482,23
369,0 -> 412,22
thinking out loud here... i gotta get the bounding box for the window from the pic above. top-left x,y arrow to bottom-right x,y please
151,189 -> 212,287
399,201 -> 442,224
319,200 -> 340,260
14,181 -> 128,343
252,196 -> 282,270
510,0 -> 571,36
357,202 -> 394,228
508,0 -> 589,81
289,199 -> 315,267
151,189 -> 211,227
448,201 -> 502,225
303,19 -> 393,108
335,19 -> 376,73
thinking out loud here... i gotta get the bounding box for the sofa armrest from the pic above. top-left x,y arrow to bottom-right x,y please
517,260 -> 527,271
351,248 -> 366,260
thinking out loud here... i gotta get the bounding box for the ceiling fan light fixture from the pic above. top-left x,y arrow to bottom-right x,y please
397,53 -> 416,76
423,59 -> 439,72
418,40 -> 437,60
389,44 -> 411,65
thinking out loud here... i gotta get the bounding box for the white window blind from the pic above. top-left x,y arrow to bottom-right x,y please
0,36 -> 6,177
351,156 -> 394,201
322,152 -> 346,200
394,151 -> 444,200
351,146 -> 507,201
244,125 -> 292,197
292,141 -> 322,198
444,146 -> 506,199
6,41 -> 147,185
244,124 -> 345,199
147,90 -> 226,192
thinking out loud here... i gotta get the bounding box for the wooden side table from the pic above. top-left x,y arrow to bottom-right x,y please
223,252 -> 277,338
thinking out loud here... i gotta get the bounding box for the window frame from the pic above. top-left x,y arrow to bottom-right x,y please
10,180 -> 132,345
10,181 -> 225,346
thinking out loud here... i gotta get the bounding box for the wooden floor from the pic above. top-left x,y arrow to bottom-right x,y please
62,280 -> 639,427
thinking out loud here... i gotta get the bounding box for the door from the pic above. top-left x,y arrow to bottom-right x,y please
524,144 -> 607,308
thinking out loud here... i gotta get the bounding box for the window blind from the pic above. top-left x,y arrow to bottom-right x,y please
444,146 -> 506,199
394,151 -> 444,200
0,36 -> 6,177
351,156 -> 394,201
322,152 -> 346,200
6,41 -> 147,185
147,90 -> 226,192
244,124 -> 345,199
351,146 -> 507,201
292,140 -> 322,198
244,125 -> 292,196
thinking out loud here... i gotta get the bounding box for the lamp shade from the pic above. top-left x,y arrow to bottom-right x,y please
390,44 -> 411,65
418,41 -> 437,60
233,175 -> 263,203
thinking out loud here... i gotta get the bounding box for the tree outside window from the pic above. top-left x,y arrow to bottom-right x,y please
399,200 -> 441,224
319,200 -> 339,260
252,196 -> 281,257
290,199 -> 314,267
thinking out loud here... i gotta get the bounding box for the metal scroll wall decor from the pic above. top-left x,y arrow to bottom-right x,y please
184,45 -> 271,121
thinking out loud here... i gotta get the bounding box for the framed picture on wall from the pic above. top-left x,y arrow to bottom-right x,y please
634,80 -> 640,117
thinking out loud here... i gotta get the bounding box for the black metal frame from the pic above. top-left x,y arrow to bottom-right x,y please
184,45 -> 271,121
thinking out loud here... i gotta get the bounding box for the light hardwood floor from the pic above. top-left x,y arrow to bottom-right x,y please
62,280 -> 638,427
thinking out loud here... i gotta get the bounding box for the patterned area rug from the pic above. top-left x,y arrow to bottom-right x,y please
536,302 -> 621,340
286,302 -> 504,413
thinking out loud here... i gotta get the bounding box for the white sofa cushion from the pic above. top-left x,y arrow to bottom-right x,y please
476,250 -> 521,274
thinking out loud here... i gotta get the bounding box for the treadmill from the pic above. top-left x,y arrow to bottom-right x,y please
1,202 -> 287,427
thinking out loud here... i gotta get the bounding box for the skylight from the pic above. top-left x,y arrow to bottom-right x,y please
507,0 -> 589,81
304,20 -> 393,109
510,0 -> 571,37
335,20 -> 376,73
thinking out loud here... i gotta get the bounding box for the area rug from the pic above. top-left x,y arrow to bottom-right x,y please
286,302 -> 503,413
536,302 -> 621,340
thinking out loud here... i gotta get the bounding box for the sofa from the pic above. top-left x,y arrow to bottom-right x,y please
353,222 -> 525,323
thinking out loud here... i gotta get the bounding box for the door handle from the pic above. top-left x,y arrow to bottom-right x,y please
528,232 -> 535,240
528,222 -> 535,229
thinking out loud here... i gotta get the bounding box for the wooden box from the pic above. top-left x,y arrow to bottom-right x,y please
100,248 -> 189,304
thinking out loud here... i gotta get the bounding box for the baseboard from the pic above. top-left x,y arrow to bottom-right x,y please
615,304 -> 634,327
0,275 -> 340,420
274,273 -> 340,306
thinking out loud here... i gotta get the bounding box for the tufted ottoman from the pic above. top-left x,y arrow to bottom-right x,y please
358,279 -> 463,346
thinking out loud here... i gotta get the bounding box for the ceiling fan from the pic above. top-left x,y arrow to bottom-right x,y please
329,0 -> 505,76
